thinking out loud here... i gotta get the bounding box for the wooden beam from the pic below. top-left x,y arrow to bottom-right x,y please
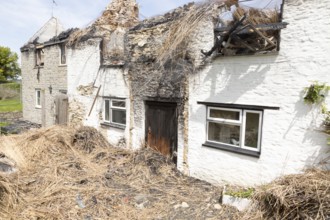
88,85 -> 102,117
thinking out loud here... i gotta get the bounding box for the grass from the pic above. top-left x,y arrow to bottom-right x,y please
225,187 -> 255,198
0,82 -> 21,91
0,122 -> 9,127
0,99 -> 22,112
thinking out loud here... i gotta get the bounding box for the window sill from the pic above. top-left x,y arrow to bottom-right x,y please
202,142 -> 260,158
58,64 -> 67,67
35,106 -> 42,109
100,122 -> 125,130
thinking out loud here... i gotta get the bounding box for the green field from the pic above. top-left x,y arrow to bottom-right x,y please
0,99 -> 22,112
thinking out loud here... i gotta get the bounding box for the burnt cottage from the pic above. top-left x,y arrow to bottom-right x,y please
21,0 -> 330,186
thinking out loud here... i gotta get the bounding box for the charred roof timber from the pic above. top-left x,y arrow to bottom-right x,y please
203,0 -> 288,57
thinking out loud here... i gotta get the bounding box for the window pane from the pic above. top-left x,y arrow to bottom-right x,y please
105,100 -> 110,121
210,109 -> 240,121
36,91 -> 41,106
244,112 -> 260,148
208,122 -> 240,146
112,100 -> 125,108
112,109 -> 126,125
60,44 -> 66,64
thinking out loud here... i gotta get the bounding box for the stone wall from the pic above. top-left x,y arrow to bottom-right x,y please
0,112 -> 22,122
21,43 -> 68,126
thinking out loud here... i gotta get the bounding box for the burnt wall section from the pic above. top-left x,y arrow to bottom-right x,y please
68,0 -> 139,67
126,3 -> 216,170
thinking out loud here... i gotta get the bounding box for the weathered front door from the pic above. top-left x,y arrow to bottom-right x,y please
55,94 -> 68,125
145,101 -> 178,163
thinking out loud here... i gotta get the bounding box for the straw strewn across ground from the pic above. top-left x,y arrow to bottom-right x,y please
0,126 -> 237,219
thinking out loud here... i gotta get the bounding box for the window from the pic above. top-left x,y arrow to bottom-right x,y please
206,107 -> 262,152
60,44 -> 66,65
35,89 -> 41,108
104,98 -> 126,127
35,49 -> 44,66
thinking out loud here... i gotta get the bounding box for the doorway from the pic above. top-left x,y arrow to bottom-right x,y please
145,101 -> 178,163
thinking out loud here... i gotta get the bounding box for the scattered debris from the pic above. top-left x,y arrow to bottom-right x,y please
0,120 -> 40,135
246,169 -> 330,219
204,0 -> 287,56
0,126 -> 240,219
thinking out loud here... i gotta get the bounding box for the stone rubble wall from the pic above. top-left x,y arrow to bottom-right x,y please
0,112 -> 23,122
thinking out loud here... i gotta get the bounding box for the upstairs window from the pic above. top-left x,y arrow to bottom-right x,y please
35,49 -> 44,66
206,107 -> 262,152
60,44 -> 66,65
35,89 -> 41,108
104,98 -> 126,127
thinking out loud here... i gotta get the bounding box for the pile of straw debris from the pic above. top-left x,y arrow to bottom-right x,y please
0,126 -> 237,219
246,169 -> 330,220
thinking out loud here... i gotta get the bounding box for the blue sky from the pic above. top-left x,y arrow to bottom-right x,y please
0,0 -> 193,56
0,0 -> 281,59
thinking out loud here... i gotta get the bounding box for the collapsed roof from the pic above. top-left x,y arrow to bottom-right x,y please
203,0 -> 287,56
127,0 -> 287,69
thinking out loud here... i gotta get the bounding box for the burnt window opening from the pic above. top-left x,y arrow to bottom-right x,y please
100,34 -> 125,67
60,43 -> 66,65
202,0 -> 287,57
35,48 -> 44,67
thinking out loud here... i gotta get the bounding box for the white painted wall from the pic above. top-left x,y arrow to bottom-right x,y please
67,39 -> 130,147
186,1 -> 330,186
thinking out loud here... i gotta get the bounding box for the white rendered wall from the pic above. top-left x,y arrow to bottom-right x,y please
67,39 -> 130,147
187,1 -> 330,186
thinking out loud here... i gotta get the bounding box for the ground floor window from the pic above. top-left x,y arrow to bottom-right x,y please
35,89 -> 41,108
206,107 -> 262,152
104,98 -> 126,126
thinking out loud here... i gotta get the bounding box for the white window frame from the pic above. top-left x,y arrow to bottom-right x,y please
206,107 -> 262,152
241,110 -> 262,151
103,98 -> 126,126
35,89 -> 41,108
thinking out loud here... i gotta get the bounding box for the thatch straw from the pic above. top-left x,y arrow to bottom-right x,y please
233,7 -> 279,25
0,126 -> 234,219
156,2 -> 220,67
246,169 -> 330,220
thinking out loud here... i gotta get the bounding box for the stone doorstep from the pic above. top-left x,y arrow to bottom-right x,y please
222,194 -> 252,211
0,158 -> 17,174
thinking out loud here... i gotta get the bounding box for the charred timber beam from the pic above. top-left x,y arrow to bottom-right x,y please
231,36 -> 257,52
201,14 -> 247,57
214,22 -> 288,34
235,24 -> 276,48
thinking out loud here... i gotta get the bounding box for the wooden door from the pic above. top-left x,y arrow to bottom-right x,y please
55,94 -> 68,125
145,101 -> 178,163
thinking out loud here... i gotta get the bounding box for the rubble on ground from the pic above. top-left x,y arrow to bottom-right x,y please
0,120 -> 40,135
0,126 -> 240,219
